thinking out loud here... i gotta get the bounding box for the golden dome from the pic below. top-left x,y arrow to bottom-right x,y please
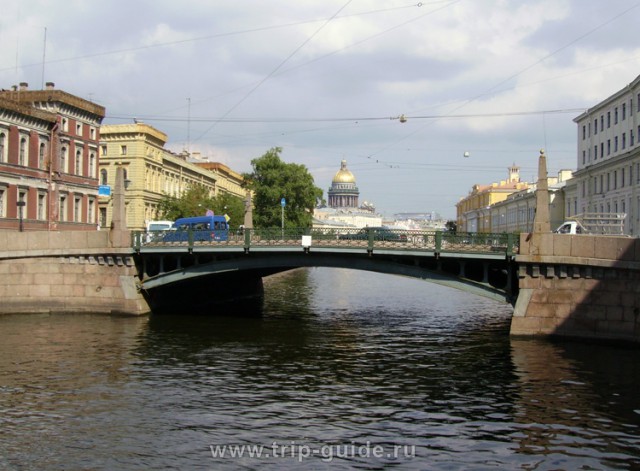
332,160 -> 356,184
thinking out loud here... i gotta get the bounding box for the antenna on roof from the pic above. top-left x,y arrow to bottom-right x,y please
41,27 -> 47,89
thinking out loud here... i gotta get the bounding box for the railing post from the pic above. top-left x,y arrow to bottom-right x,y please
435,230 -> 443,253
188,228 -> 194,251
367,228 -> 374,252
244,228 -> 251,250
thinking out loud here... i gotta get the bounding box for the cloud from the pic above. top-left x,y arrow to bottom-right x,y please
1,0 -> 639,218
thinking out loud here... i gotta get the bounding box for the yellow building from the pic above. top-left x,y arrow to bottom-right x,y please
456,164 -> 530,232
98,122 -> 244,231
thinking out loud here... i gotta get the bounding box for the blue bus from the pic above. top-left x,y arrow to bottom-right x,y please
164,215 -> 229,242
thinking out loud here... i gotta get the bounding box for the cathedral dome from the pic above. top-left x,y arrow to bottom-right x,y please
332,160 -> 356,184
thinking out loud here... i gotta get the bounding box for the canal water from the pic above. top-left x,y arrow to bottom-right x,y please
1,267 -> 639,470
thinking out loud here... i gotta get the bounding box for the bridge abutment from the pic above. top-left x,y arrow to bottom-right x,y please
0,230 -> 149,316
511,233 -> 640,343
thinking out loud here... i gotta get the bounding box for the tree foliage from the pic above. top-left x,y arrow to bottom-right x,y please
157,185 -> 245,229
243,147 -> 323,228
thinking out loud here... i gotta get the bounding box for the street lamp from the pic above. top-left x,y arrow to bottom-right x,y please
280,197 -> 286,239
16,201 -> 25,232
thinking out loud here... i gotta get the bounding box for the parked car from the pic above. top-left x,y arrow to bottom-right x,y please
338,227 -> 407,242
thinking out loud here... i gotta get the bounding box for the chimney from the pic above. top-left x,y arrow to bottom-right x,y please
45,82 -> 55,90
19,82 -> 28,91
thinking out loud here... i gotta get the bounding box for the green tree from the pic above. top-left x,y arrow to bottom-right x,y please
243,147 -> 322,228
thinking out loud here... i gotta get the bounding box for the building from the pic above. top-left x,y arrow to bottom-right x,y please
572,73 -> 640,235
189,154 -> 246,200
99,122 -> 244,231
0,82 -> 105,231
315,159 -> 382,229
489,169 -> 572,233
456,164 -> 529,232
328,160 -> 359,208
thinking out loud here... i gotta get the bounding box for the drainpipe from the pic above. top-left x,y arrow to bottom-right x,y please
48,121 -> 59,231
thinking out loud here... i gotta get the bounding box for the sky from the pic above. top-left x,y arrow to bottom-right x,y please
1,0 -> 640,219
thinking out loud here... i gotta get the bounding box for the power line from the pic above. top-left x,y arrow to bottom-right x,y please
107,107 -> 584,123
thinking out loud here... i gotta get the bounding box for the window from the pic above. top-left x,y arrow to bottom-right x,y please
582,125 -> 586,140
100,169 -> 108,185
614,107 -> 618,124
600,115 -> 604,132
120,145 -> 127,156
582,150 -> 586,165
594,119 -> 598,135
615,136 -> 618,152
623,133 -> 626,150
594,145 -> 598,159
614,170 -> 618,190
101,145 -> 107,156
99,207 -> 107,228
601,142 -> 604,158
62,118 -> 68,132
37,193 -> 46,220
88,197 -> 95,225
0,187 -> 5,217
623,103 -> 626,120
90,128 -> 96,140
607,140 -> 611,155
74,196 -> 82,222
59,194 -> 67,221
60,146 -> 68,173
39,142 -> 46,169
75,150 -> 82,175
89,153 -> 96,178
76,123 -> 82,136
0,132 -> 6,162
632,130 -> 636,147
19,137 -> 27,166
622,168 -> 625,188
600,174 -> 603,192
607,111 -> 611,128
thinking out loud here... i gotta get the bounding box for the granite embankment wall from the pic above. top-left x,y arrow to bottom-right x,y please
512,233 -> 640,343
0,230 -> 149,315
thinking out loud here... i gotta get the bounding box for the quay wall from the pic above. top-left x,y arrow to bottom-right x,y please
512,233 -> 640,343
0,230 -> 149,316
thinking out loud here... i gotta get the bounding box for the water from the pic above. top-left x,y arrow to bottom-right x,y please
1,267 -> 639,470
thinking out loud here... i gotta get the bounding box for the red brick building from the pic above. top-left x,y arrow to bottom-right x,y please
0,82 -> 105,231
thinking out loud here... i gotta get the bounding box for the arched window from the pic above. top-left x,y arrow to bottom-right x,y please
19,137 -> 27,166
75,150 -> 82,176
60,146 -> 67,173
100,169 -> 108,185
89,152 -> 96,178
0,132 -> 6,162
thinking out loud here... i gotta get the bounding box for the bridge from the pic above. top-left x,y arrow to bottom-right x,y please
133,227 -> 520,311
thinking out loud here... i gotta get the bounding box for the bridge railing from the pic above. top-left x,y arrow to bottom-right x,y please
133,228 -> 519,257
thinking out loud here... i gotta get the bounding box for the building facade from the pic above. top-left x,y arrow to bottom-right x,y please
456,164 -> 529,232
489,170 -> 572,233
572,73 -> 640,235
99,123 -> 246,231
0,82 -> 105,231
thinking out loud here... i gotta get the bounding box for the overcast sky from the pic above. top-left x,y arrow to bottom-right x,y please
1,0 -> 639,218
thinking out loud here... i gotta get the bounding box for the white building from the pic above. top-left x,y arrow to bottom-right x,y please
572,73 -> 640,236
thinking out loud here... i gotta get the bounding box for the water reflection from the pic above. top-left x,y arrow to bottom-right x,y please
0,268 -> 638,470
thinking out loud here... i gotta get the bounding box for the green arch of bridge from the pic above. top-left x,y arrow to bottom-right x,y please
140,252 -> 512,304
